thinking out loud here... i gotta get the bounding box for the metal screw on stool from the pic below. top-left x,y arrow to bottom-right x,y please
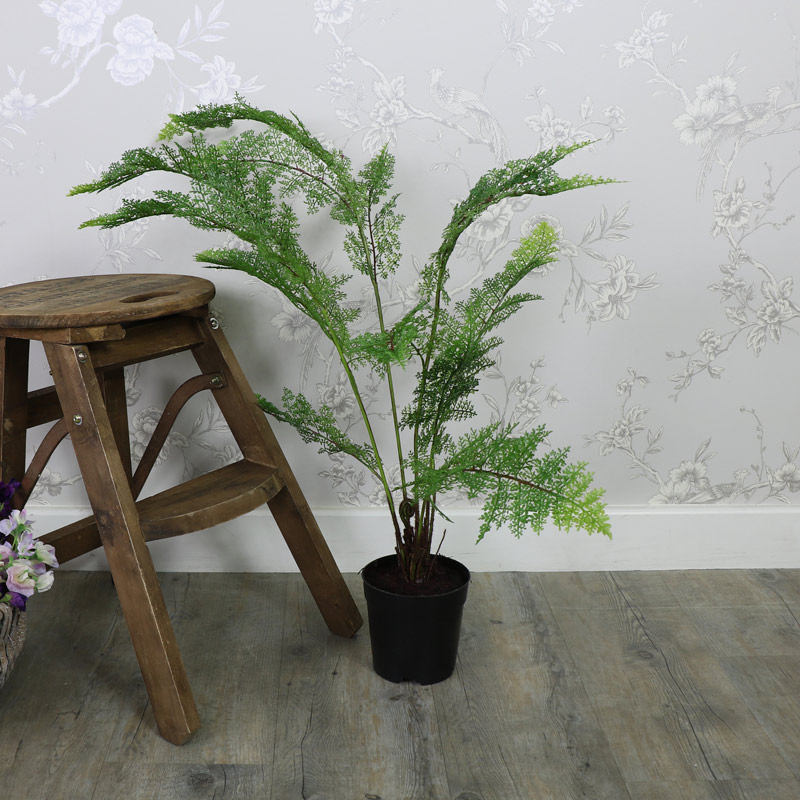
209,317 -> 220,330
210,375 -> 223,388
72,415 -> 83,426
76,350 -> 88,363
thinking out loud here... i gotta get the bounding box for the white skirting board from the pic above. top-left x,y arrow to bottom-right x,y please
30,504 -> 800,573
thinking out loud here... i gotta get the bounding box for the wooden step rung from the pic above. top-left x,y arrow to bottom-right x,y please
41,461 -> 285,563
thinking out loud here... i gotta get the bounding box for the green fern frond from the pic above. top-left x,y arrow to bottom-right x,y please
70,100 -> 615,581
258,389 -> 379,475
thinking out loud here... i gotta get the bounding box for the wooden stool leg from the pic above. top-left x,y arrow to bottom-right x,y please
0,337 -> 30,489
44,342 -> 200,745
190,317 -> 363,638
100,367 -> 132,481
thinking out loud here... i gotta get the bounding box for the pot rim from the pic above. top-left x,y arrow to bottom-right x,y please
361,553 -> 471,599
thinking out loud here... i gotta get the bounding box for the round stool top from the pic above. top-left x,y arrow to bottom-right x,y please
0,274 -> 216,329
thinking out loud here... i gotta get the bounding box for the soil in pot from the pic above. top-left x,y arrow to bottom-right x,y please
362,554 -> 470,685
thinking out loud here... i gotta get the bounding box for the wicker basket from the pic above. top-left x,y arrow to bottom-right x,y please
0,604 -> 27,690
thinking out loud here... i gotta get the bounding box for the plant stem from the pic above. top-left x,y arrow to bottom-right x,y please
364,194 -> 409,501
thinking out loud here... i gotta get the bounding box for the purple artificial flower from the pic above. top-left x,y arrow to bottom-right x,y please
6,560 -> 36,597
0,508 -> 28,537
14,528 -> 35,557
9,591 -> 26,610
0,479 -> 20,519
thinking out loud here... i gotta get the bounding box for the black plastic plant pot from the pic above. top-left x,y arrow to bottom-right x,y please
361,554 -> 471,685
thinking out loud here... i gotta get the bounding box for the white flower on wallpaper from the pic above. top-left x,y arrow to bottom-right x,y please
525,90 -> 627,146
613,11 -> 800,401
615,10 -> 671,68
710,178 -> 752,237
28,467 -> 82,504
585,370 -> 800,505
364,76 -> 409,153
3,0 -> 261,150
542,203 -> 658,327
317,373 -> 356,419
466,199 -> 516,243
51,0 -> 117,49
106,14 -> 174,86
272,302 -> 315,344
584,372 -> 800,505
526,104 -> 584,148
193,55 -> 242,103
130,407 -> 186,467
482,355 -> 567,434
313,0 -> 354,33
0,83 -> 38,123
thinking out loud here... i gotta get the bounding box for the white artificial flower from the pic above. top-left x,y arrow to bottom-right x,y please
106,15 -> 174,86
35,570 -> 55,593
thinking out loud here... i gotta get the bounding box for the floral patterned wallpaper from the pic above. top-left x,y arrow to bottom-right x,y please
2,0 -> 799,520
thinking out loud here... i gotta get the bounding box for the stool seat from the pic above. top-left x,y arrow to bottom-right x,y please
0,273 -> 362,746
0,274 -> 215,329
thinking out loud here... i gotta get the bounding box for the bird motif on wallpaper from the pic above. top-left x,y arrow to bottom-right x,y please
697,87 -> 800,198
428,68 -> 509,165
688,469 -> 750,503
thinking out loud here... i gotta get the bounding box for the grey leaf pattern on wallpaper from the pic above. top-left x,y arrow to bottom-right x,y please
585,369 -> 800,505
2,1 -> 799,510
614,10 -> 800,399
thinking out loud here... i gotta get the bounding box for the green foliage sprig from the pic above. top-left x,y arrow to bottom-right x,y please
71,96 -> 613,583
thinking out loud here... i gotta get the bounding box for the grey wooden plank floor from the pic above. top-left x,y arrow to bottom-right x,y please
1,569 -> 798,800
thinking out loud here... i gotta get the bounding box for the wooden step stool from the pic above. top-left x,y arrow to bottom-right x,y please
0,274 -> 362,744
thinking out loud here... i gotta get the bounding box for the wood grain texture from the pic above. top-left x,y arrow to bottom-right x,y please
104,573 -> 288,766
549,573 -> 795,785
191,316 -> 363,639
1,277 -> 361,751
44,340 -> 200,745
1,569 -> 799,800
434,571 -> 632,800
0,336 -> 29,485
270,573 -> 450,800
0,274 -> 215,328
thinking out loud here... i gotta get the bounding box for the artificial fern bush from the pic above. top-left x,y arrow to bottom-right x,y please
70,97 -> 612,583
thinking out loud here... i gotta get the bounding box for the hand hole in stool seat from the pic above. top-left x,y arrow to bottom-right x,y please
119,290 -> 180,304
